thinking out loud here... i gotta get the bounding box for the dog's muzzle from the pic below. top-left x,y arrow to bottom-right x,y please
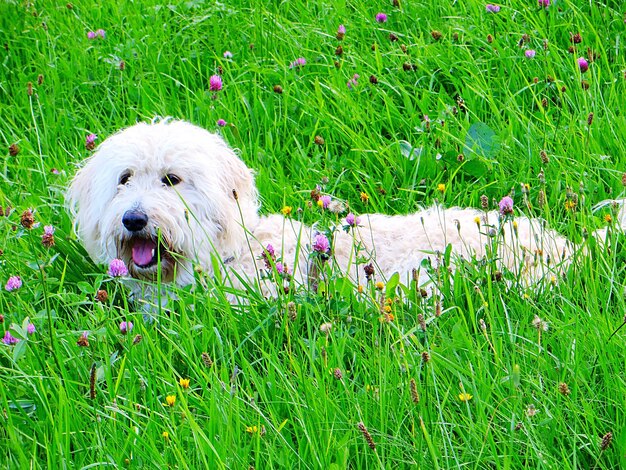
118,210 -> 176,279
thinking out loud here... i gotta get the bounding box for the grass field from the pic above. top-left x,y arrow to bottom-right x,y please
2,0 -> 626,468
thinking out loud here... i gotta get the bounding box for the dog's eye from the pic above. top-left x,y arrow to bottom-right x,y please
119,172 -> 131,185
162,174 -> 181,186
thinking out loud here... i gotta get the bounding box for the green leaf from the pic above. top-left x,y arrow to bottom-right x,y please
462,159 -> 491,178
463,122 -> 501,160
8,400 -> 37,417
12,340 -> 27,362
385,272 -> 400,295
399,140 -> 423,161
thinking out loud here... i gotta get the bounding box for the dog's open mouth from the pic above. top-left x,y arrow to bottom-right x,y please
119,234 -> 176,280
130,237 -> 163,268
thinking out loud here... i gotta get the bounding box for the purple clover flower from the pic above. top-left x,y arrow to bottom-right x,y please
347,73 -> 359,90
223,51 -> 233,58
44,225 -> 55,236
87,31 -> 96,39
338,24 -> 346,35
275,262 -> 286,275
209,75 -> 223,92
108,259 -> 128,277
2,331 -> 19,345
96,29 -> 106,38
375,13 -> 388,23
27,323 -> 36,335
525,49 -> 536,58
217,119 -> 227,127
261,244 -> 276,269
85,134 -> 97,146
486,4 -> 501,12
499,196 -> 514,216
120,321 -> 133,335
538,0 -> 549,7
312,234 -> 330,254
289,57 -> 306,69
345,213 -> 361,227
320,195 -> 332,209
578,57 -> 589,73
5,276 -> 22,292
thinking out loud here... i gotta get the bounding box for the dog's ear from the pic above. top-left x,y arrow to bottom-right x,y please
66,149 -> 117,262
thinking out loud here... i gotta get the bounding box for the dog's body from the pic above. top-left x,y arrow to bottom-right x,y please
67,120 -> 611,305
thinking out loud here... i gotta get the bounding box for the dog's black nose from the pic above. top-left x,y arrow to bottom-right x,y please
122,210 -> 148,232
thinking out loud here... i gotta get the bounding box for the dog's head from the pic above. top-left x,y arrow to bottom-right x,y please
66,119 -> 259,284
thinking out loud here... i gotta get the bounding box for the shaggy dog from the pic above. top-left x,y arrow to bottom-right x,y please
67,119 -> 610,306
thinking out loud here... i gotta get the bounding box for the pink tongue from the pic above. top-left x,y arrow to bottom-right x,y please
132,239 -> 157,266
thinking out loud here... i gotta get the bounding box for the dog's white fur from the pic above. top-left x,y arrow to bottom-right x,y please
67,120 -> 618,304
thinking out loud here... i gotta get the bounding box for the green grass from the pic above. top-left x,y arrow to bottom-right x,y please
2,0 -> 626,467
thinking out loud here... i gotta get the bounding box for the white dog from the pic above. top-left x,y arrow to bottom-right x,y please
66,119 -> 617,306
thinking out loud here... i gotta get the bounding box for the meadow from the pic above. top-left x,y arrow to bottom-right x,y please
1,0 -> 626,468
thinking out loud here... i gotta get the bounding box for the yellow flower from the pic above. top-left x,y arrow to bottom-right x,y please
281,205 -> 292,216
564,200 -> 577,211
360,192 -> 369,203
246,425 -> 258,434
357,284 -> 364,294
604,214 -> 612,223
375,281 -> 385,291
179,378 -> 190,389
164,395 -> 176,407
162,431 -> 169,440
473,216 -> 480,225
437,183 -> 445,193
383,305 -> 392,313
317,199 -> 324,208
458,392 -> 473,402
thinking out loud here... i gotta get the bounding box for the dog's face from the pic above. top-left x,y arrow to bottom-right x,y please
67,120 -> 259,284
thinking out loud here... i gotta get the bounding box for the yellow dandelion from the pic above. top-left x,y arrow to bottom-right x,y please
604,214 -> 612,223
473,216 -> 480,226
458,392 -> 473,402
179,378 -> 190,389
437,183 -> 446,193
550,275 -> 557,285
246,425 -> 258,434
162,431 -> 169,440
281,205 -> 293,216
317,199 -> 324,208
383,305 -> 392,313
513,220 -> 518,230
564,200 -> 577,211
357,284 -> 364,294
375,281 -> 385,291
385,297 -> 393,305
164,395 -> 176,407
360,192 -> 369,203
